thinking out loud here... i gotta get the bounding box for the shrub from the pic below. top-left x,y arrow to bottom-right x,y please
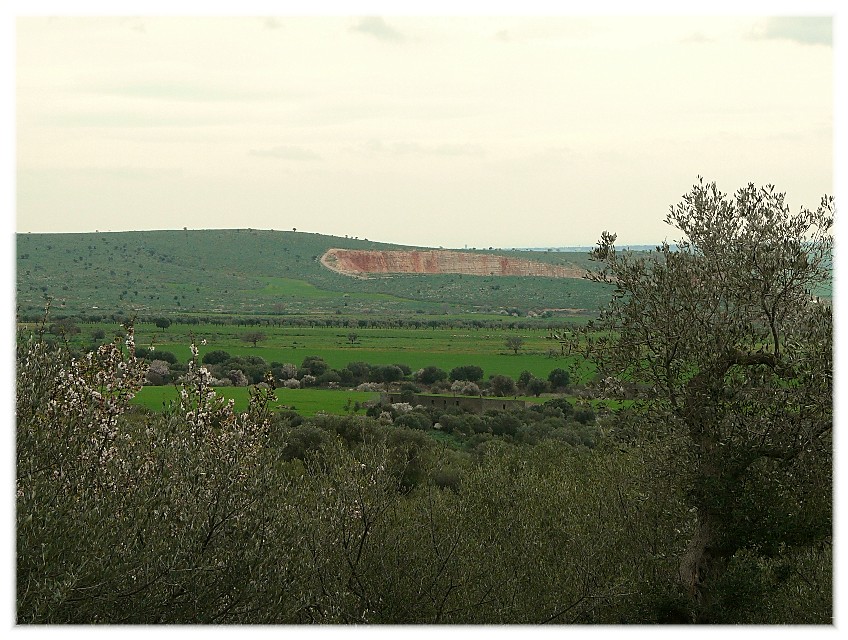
542,397 -> 574,418
489,374 -> 517,397
573,405 -> 596,425
547,368 -> 570,389
344,361 -> 371,382
525,377 -> 549,397
451,380 -> 481,396
202,349 -> 230,365
394,411 -> 432,431
415,366 -> 447,385
370,364 -> 404,383
301,356 -> 329,376
152,350 -> 178,364
144,359 -> 171,385
449,365 -> 484,382
227,369 -> 250,387
317,370 -> 342,386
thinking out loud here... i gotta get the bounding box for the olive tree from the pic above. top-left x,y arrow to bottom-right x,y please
505,335 -> 524,355
242,331 -> 266,348
579,179 -> 833,622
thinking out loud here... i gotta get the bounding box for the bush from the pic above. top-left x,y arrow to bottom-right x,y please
415,366 -> 447,385
370,365 -> 404,383
393,411 -> 432,431
147,349 -> 176,364
202,349 -> 231,365
344,361 -> 371,382
489,374 -> 517,397
278,424 -> 333,461
317,370 -> 342,386
547,368 -> 570,389
525,377 -> 549,397
449,365 -> 484,382
542,397 -> 574,418
301,356 -> 329,377
226,369 -> 250,387
144,359 -> 171,386
451,380 -> 481,396
573,406 -> 596,424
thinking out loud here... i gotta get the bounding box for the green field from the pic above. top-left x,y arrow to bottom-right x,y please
133,386 -> 381,416
45,320 -> 596,384
131,386 -> 574,416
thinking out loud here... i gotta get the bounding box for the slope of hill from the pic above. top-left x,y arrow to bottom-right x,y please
16,228 -> 612,320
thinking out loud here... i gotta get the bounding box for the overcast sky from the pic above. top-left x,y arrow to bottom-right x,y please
10,4 -> 839,248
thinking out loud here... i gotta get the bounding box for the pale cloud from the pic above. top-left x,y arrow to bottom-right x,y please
39,110 -> 240,128
681,31 -> 714,44
249,145 -> 322,161
349,17 -> 404,42
356,139 -> 485,158
80,82 -> 281,102
13,15 -> 835,247
753,17 -> 832,46
389,142 -> 485,157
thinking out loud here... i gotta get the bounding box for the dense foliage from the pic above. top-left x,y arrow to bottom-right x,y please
16,180 -> 832,624
16,321 -> 830,623
575,179 -> 833,622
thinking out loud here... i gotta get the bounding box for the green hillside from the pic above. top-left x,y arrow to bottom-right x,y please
16,229 -> 611,320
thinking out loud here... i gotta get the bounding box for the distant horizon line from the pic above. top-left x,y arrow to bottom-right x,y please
13,226 -> 662,251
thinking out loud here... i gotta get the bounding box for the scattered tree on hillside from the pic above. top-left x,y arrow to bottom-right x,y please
547,368 -> 570,389
155,318 -> 171,331
415,366 -> 447,385
577,178 -> 833,622
242,331 -> 266,348
202,350 -> 231,365
505,335 -> 524,355
489,374 -> 518,397
449,365 -> 484,383
300,355 -> 329,377
525,377 -> 548,397
48,319 -> 80,337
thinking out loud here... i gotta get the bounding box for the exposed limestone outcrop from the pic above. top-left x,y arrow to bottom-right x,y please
320,248 -> 586,279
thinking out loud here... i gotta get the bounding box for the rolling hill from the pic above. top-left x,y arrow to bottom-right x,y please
16,229 -> 613,321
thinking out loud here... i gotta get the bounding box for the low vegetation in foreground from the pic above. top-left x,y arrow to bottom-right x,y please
16,180 -> 833,624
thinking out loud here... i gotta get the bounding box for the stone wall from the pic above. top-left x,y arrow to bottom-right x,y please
384,392 -> 529,414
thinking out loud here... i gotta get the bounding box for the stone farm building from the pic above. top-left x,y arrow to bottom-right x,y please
383,392 -> 530,414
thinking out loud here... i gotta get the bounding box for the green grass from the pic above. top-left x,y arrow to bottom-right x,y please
136,323 -> 594,382
133,386 -> 380,416
29,319 -> 597,384
16,228 -> 610,319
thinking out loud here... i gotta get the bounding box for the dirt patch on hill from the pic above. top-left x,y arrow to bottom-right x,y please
320,248 -> 588,279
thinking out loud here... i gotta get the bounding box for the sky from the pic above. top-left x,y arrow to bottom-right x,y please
7,2 -> 840,249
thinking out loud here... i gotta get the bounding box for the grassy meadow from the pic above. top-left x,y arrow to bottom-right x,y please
16,228 -> 610,319
132,385 -> 382,416
52,320 -> 596,383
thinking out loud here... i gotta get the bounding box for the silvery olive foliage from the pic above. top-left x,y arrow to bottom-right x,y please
575,178 -> 833,622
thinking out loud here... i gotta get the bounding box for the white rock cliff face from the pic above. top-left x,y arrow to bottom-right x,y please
320,248 -> 586,279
